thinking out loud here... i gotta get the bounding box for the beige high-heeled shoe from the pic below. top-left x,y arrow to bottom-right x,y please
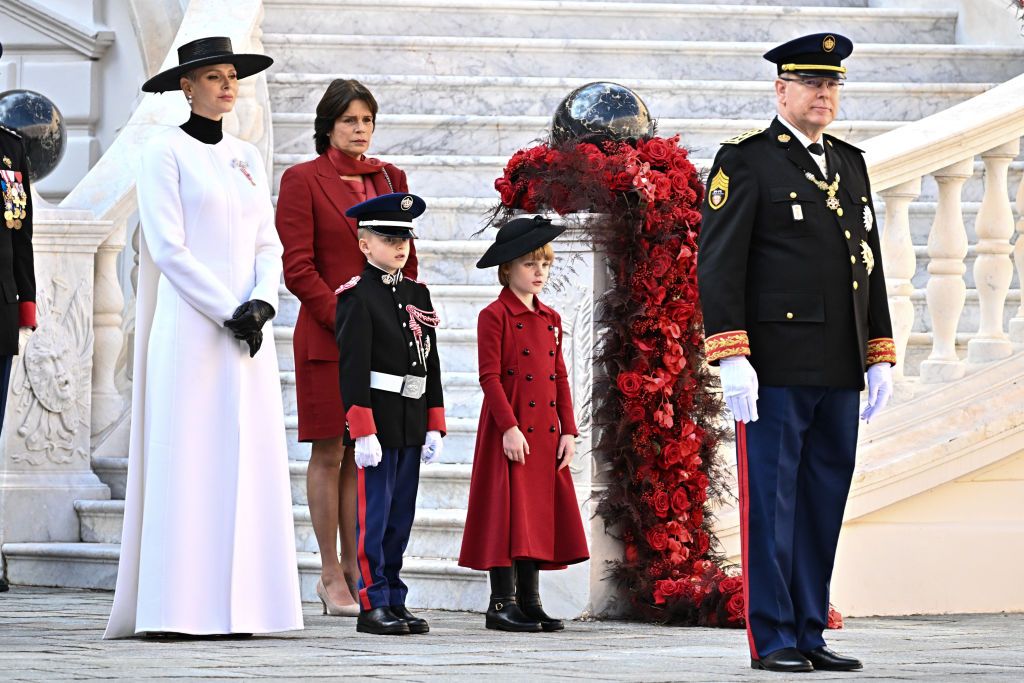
316,578 -> 360,617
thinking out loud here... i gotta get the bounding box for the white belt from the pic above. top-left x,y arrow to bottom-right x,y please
370,371 -> 405,393
370,371 -> 426,399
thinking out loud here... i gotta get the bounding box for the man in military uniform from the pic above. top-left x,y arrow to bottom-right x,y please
697,33 -> 895,672
335,192 -> 445,635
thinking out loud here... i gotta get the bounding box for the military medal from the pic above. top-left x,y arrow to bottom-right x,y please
860,240 -> 875,275
803,171 -> 843,216
2,156 -> 10,168
863,205 -> 873,232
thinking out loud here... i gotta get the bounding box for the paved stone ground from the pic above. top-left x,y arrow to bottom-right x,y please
1,587 -> 1021,681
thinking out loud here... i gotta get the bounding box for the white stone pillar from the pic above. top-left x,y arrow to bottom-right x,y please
919,158 -> 974,383
1007,141 -> 1024,343
879,178 -> 921,379
968,140 -> 1019,362
91,226 -> 127,441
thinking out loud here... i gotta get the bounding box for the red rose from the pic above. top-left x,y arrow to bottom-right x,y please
694,530 -> 710,556
645,525 -> 669,551
650,253 -> 673,278
653,490 -> 670,518
718,576 -> 743,594
726,592 -> 746,622
640,137 -> 674,166
624,401 -> 646,423
827,605 -> 844,629
671,487 -> 690,514
617,371 -> 643,397
654,578 -> 683,603
662,441 -> 684,465
625,543 -> 638,563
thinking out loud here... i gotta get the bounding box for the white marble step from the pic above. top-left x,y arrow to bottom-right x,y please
74,500 -> 469,560
273,112 -> 900,158
263,35 -> 1023,83
269,74 -> 993,121
1,542 -> 488,610
262,0 -> 954,44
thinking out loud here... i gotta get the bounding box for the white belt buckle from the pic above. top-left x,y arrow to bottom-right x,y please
401,374 -> 426,399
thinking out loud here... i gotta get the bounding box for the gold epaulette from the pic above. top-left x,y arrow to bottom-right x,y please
721,128 -> 764,145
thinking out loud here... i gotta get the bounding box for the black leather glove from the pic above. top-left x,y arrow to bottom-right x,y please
224,299 -> 275,338
241,329 -> 263,358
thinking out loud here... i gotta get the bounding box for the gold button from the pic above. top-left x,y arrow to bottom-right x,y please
845,230 -> 851,239
786,312 -> 794,320
861,196 -> 868,203
853,281 -> 859,290
790,192 -> 797,199
837,207 -> 844,217
850,255 -> 856,264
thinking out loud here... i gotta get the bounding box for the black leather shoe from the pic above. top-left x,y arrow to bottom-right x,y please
751,647 -> 814,672
356,607 -> 410,635
520,602 -> 564,632
802,646 -> 863,671
390,604 -> 429,634
485,597 -> 542,632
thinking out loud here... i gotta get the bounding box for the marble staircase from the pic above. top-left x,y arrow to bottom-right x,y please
6,0 -> 1024,614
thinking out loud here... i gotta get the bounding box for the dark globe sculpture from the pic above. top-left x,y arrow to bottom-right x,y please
551,82 -> 655,146
0,89 -> 66,181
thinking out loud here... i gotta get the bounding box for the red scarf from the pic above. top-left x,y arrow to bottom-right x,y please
326,146 -> 383,176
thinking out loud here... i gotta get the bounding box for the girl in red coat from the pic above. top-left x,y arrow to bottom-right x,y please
459,216 -> 589,632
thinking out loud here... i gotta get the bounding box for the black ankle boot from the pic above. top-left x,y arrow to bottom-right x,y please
486,567 -> 541,632
515,560 -> 564,631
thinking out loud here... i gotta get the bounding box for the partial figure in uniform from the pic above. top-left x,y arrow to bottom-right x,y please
459,216 -> 589,632
697,34 -> 895,672
0,39 -> 37,595
105,37 -> 303,638
335,192 -> 445,636
276,78 -> 416,618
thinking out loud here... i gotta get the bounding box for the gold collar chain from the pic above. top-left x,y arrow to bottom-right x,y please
803,171 -> 844,216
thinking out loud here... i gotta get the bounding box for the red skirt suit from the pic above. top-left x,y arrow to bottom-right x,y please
458,287 -> 589,570
275,149 -> 416,441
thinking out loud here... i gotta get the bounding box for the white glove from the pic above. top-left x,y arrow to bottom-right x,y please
421,430 -> 443,464
354,434 -> 383,469
719,355 -> 759,424
18,326 -> 32,353
861,362 -> 893,423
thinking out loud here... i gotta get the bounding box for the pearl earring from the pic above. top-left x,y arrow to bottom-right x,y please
186,93 -> 193,105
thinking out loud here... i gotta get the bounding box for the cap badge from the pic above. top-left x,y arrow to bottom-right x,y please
823,35 -> 836,52
400,195 -> 414,211
708,168 -> 729,211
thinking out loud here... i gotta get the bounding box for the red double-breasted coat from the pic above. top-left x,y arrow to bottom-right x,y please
458,287 -> 589,570
276,152 -> 416,441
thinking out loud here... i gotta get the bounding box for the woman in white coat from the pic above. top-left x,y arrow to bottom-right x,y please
105,37 -> 303,638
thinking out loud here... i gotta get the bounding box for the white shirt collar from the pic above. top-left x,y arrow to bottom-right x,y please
777,115 -> 822,152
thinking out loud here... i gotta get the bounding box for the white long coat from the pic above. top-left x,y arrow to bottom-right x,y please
104,127 -> 303,638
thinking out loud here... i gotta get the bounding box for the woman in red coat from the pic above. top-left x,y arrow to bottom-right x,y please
276,79 -> 417,616
459,216 -> 589,632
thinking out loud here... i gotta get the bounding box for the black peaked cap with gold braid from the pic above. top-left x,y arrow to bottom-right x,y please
763,33 -> 853,79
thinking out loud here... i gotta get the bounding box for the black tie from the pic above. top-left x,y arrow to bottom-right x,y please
807,142 -> 825,156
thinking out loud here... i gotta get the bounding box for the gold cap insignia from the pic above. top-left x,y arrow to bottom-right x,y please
823,35 -> 837,52
777,133 -> 791,143
708,168 -> 729,210
400,195 -> 414,211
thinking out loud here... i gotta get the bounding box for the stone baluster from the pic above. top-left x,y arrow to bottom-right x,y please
919,158 -> 974,383
91,224 -> 127,439
879,179 -> 921,379
968,140 -> 1019,362
1008,142 -> 1024,343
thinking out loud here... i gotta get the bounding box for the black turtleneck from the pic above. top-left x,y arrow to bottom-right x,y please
180,112 -> 223,145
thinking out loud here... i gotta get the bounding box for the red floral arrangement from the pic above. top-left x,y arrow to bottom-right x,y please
492,134 -> 845,630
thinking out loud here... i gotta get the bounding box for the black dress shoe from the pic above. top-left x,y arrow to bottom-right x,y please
390,604 -> 429,634
485,597 -> 542,632
751,647 -> 814,672
356,607 -> 410,635
802,646 -> 863,671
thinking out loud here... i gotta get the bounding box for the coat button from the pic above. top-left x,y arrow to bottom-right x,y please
523,348 -> 530,356
526,374 -> 533,381
844,230 -> 851,239
548,325 -> 554,331
412,361 -> 417,367
529,401 -> 536,407
507,369 -> 514,375
549,425 -> 556,433
861,196 -> 868,202
853,281 -> 859,290
409,341 -> 413,347
850,255 -> 856,264
527,426 -> 534,433
516,322 -> 524,329
786,312 -> 794,320
398,303 -> 402,309
550,400 -> 556,407
789,191 -> 797,199
549,350 -> 555,356
549,374 -> 556,380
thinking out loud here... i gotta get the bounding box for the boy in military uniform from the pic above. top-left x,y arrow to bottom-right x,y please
335,192 -> 445,635
698,34 -> 895,672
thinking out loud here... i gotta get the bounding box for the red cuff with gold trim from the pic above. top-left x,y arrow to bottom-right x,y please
866,337 -> 897,366
19,301 -> 36,329
427,407 -> 446,435
704,330 -> 751,364
345,405 -> 377,439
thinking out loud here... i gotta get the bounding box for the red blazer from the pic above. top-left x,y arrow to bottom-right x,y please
276,153 -> 417,362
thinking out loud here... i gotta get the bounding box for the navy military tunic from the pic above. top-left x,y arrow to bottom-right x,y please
0,124 -> 36,355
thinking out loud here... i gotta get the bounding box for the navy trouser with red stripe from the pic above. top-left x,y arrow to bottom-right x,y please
356,445 -> 421,610
735,385 -> 859,659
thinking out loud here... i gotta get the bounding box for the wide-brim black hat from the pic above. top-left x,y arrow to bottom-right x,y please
142,36 -> 273,93
476,216 -> 565,268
